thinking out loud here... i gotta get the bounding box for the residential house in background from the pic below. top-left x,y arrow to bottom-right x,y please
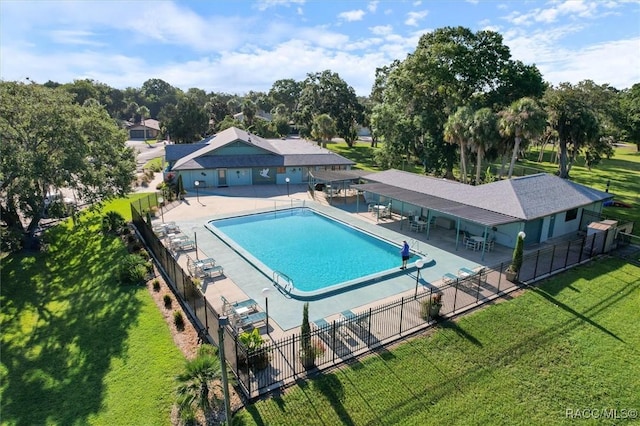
126,118 -> 161,140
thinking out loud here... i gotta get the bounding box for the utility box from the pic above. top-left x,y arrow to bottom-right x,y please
587,220 -> 618,254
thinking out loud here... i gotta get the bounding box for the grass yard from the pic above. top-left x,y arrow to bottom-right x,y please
234,259 -> 640,425
0,200 -> 184,425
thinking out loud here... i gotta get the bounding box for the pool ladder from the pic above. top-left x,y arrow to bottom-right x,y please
273,270 -> 294,296
409,238 -> 421,255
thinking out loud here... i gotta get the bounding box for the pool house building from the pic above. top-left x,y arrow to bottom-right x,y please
165,127 -> 354,189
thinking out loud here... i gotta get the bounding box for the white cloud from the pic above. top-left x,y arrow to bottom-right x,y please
413,0 -> 422,5
370,25 -> 393,36
368,1 -> 379,13
338,9 -> 366,22
405,10 -> 428,26
255,0 -> 306,11
543,37 -> 640,89
503,0 -> 599,26
49,30 -> 105,46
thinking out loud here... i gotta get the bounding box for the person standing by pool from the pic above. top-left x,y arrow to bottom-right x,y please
400,240 -> 410,269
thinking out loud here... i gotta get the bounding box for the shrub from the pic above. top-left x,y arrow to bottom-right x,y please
102,211 -> 126,235
173,311 -> 185,330
138,248 -> 150,260
118,254 -> 148,285
510,231 -> 525,274
152,279 -> 161,292
163,294 -> 172,309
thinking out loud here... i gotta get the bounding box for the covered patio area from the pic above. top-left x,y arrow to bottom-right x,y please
342,181 -> 524,261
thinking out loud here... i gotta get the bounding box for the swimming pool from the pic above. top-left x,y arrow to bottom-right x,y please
207,208 -> 416,298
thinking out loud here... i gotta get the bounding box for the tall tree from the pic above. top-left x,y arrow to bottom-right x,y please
296,70 -> 363,146
0,82 -> 136,247
140,78 -> 179,118
498,97 -> 547,178
311,114 -> 336,146
164,97 -> 209,143
620,83 -> 640,150
136,105 -> 150,140
375,26 -> 544,177
204,94 -> 230,133
241,99 -> 257,129
444,106 -> 474,183
468,108 -> 499,184
544,84 -> 600,179
268,79 -> 301,114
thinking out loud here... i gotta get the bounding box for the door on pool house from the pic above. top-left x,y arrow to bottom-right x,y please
218,169 -> 227,187
523,219 -> 543,246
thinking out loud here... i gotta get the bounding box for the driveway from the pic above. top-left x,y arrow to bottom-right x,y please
126,140 -> 166,171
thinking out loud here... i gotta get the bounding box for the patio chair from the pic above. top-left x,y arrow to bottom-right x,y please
484,238 -> 495,252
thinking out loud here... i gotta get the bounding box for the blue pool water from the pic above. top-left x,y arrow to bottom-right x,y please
207,208 -> 402,294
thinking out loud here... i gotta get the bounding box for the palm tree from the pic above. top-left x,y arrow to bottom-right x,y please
312,113 -> 336,147
137,105 -> 150,141
241,99 -> 257,129
175,345 -> 223,423
498,97 -> 547,178
468,108 -> 499,185
444,106 -> 474,184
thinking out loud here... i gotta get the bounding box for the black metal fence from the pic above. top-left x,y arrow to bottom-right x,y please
131,195 -> 623,400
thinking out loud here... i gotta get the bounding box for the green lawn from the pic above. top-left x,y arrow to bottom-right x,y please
234,259 -> 640,425
0,200 -> 184,425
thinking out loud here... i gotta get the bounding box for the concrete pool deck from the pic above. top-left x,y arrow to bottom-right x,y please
155,184 -> 514,339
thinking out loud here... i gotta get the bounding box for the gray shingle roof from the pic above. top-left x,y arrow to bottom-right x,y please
352,182 -> 519,227
363,170 -> 613,222
169,127 -> 354,171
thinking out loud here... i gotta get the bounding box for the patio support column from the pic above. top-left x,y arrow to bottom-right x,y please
426,210 -> 432,239
455,219 -> 462,250
481,225 -> 488,261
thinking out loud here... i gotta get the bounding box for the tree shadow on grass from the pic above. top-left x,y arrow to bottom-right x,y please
0,215 -> 143,425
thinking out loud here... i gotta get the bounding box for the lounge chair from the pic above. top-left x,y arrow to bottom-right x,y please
221,296 -> 257,315
458,267 -> 475,278
340,310 -> 369,335
235,311 -> 267,330
191,257 -> 224,278
443,272 -> 457,284
175,239 -> 195,251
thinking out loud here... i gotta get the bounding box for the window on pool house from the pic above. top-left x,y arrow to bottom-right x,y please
565,208 -> 578,221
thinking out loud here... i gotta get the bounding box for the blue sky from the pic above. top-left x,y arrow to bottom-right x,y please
1,0 -> 638,96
